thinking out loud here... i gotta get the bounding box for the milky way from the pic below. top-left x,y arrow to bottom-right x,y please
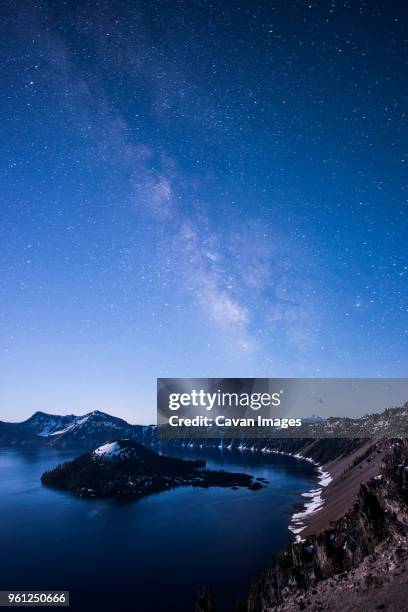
1,1 -> 407,421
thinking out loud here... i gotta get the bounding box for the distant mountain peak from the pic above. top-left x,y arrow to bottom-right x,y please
0,410 -> 156,450
302,414 -> 325,424
85,410 -> 110,417
28,410 -> 54,420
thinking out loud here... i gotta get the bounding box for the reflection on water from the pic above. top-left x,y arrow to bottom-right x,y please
0,445 -> 316,612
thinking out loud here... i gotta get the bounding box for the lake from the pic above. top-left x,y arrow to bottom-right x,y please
0,445 -> 316,611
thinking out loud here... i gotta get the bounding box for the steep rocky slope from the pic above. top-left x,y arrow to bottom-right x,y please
247,440 -> 408,611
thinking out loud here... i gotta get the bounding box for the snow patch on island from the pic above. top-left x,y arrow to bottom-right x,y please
93,442 -> 124,459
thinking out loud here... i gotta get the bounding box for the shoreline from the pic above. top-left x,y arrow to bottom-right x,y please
175,441 -> 333,543
288,463 -> 332,541
258,448 -> 333,542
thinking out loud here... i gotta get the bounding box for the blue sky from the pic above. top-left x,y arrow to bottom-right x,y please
1,0 -> 407,423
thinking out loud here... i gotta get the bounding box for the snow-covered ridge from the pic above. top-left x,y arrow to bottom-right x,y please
0,410 -> 156,449
28,410 -> 126,438
37,418 -> 70,437
49,415 -> 91,436
49,412 -> 121,436
27,412 -> 76,437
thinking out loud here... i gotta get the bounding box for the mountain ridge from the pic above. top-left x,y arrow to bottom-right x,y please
0,410 -> 155,448
2,402 -> 408,449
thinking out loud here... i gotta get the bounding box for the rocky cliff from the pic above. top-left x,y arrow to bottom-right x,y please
247,439 -> 408,611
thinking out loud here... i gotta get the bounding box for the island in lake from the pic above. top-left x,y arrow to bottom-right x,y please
41,439 -> 265,499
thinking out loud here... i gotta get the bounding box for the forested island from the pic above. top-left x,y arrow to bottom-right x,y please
41,439 -> 264,500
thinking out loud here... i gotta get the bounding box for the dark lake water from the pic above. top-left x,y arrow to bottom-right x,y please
0,445 -> 316,612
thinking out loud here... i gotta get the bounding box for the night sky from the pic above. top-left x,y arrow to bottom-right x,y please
1,1 -> 407,423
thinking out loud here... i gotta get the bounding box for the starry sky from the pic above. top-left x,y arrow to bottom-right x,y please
1,0 -> 407,423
